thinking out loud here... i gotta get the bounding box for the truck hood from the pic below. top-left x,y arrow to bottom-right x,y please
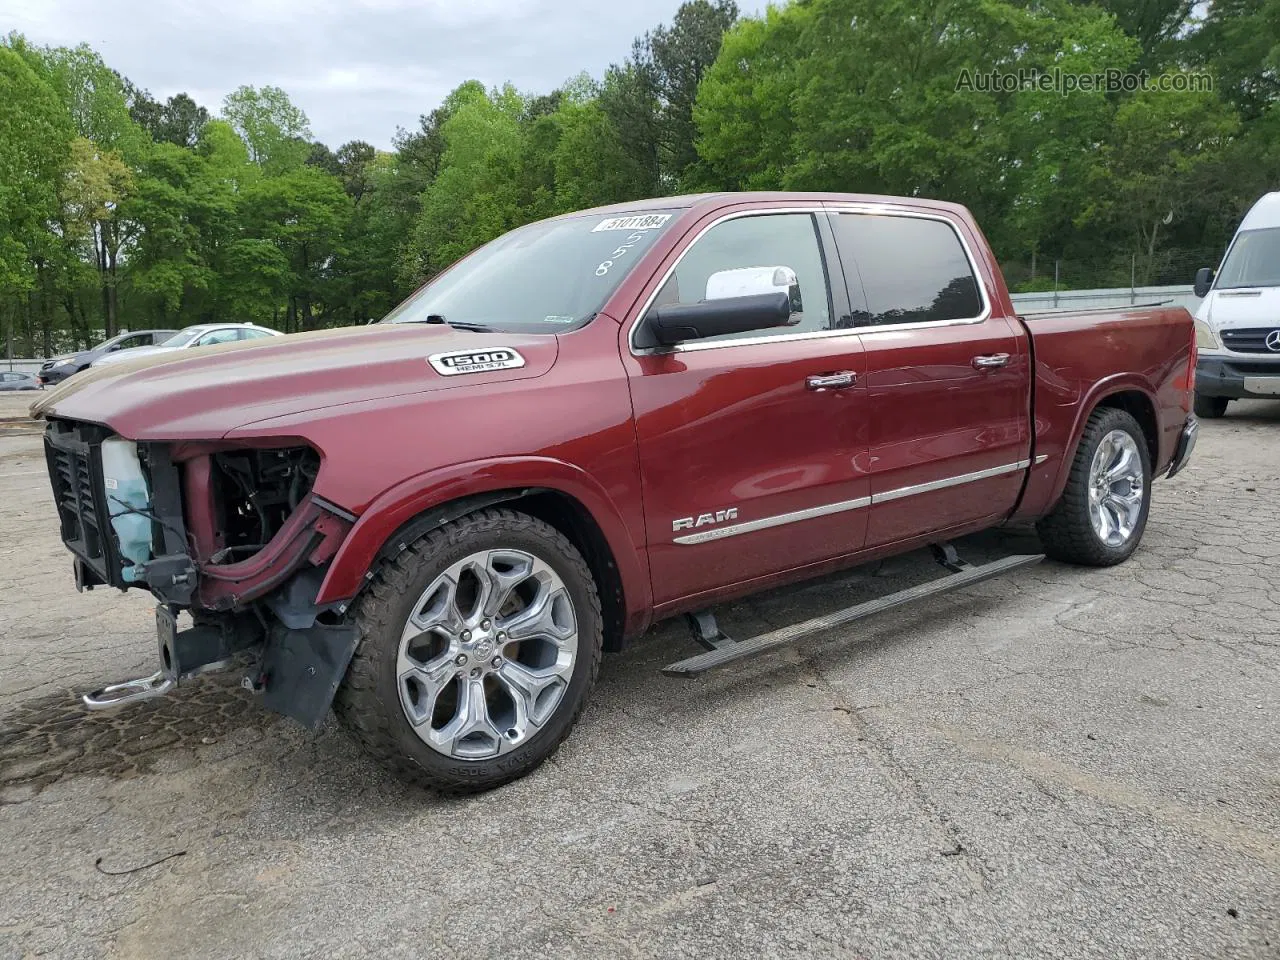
32,324 -> 560,440
1199,287 -> 1280,329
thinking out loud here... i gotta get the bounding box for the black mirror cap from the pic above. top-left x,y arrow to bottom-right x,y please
645,292 -> 795,347
1194,267 -> 1214,298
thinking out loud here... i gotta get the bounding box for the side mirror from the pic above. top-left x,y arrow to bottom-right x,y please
705,265 -> 802,313
1194,267 -> 1214,298
647,292 -> 794,347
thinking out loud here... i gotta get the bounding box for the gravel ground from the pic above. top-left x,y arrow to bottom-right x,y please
0,402 -> 1277,960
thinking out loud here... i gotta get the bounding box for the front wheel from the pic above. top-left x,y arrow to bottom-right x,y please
1036,407 -> 1152,567
334,508 -> 603,793
1194,393 -> 1229,419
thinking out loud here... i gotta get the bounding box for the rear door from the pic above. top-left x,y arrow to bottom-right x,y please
623,207 -> 870,607
826,208 -> 1030,548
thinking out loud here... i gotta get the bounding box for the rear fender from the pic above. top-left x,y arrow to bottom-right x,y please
1019,373 -> 1160,519
314,456 -> 652,632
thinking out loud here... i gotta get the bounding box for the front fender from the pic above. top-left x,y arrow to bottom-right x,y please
314,456 -> 652,625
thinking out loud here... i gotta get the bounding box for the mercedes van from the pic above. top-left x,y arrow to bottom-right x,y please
1193,191 -> 1280,417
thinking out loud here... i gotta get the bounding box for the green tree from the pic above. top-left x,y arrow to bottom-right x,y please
237,165 -> 350,329
408,84 -> 526,277
0,45 -> 73,356
222,85 -> 312,174
1083,80 -> 1240,283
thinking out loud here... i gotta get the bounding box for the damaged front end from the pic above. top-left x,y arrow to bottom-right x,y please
44,418 -> 360,728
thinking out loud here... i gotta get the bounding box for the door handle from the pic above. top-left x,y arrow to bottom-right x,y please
972,353 -> 1010,370
806,371 -> 857,391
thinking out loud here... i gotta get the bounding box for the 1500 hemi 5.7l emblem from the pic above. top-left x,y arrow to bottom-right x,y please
428,348 -> 527,376
673,508 -> 739,532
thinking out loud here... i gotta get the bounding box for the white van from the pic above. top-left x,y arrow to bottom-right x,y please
1192,191 -> 1280,417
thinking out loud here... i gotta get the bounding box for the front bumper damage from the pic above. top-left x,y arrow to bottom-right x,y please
46,418 -> 361,728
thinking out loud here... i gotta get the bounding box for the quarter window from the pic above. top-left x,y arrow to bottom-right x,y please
832,214 -> 983,326
652,213 -> 832,343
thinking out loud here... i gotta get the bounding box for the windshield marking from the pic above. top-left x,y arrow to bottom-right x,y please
592,214 -> 672,232
596,231 -> 650,277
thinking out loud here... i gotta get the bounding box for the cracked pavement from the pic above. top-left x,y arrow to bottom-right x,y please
0,396 -> 1277,959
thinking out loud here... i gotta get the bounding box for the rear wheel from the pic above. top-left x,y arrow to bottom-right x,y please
334,508 -> 603,793
1036,407 -> 1152,567
1194,393 -> 1229,419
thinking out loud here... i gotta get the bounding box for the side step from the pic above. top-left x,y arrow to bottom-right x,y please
662,552 -> 1043,678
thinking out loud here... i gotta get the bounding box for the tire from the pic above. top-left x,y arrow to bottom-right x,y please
1035,407 -> 1152,567
334,507 -> 603,793
1194,393 -> 1229,419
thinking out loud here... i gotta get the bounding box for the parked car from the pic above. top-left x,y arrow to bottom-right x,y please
37,329 -> 179,385
90,323 -> 281,368
0,370 -> 41,391
1192,190 -> 1280,417
33,192 -> 1197,793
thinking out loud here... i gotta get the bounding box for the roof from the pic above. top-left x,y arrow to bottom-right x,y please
1240,192 -> 1280,231
548,190 -> 973,224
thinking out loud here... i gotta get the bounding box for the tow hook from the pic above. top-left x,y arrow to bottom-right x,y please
82,672 -> 177,711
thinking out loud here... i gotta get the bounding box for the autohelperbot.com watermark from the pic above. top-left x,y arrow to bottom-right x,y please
956,67 -> 1213,96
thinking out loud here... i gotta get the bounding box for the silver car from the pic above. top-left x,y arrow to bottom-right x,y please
91,323 -> 282,368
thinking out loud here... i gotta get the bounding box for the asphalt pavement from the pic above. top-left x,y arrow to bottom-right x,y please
1,400 -> 1277,959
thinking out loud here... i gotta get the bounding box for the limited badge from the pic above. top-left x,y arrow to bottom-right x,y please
427,348 -> 527,376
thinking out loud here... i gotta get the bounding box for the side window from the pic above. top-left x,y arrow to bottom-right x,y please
239,329 -> 274,341
655,213 -> 831,342
832,214 -> 983,326
196,329 -> 240,347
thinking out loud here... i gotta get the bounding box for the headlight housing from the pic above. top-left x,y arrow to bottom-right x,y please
1194,317 -> 1220,350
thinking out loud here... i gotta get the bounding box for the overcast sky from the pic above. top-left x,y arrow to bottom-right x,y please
2,0 -> 703,149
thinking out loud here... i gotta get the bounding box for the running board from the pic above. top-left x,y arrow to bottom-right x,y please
662,552 -> 1044,678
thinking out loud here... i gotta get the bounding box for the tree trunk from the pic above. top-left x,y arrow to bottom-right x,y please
96,222 -> 114,338
106,220 -> 121,335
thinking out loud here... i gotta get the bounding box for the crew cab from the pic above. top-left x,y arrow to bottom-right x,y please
32,192 -> 1198,793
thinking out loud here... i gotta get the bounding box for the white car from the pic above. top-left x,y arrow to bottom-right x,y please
90,324 -> 282,368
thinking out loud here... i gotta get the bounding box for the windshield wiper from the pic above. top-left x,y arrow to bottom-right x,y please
416,314 -> 494,332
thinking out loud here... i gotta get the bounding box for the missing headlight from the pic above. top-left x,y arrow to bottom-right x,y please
209,446 -> 320,563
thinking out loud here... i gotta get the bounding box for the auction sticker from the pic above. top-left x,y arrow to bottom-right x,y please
592,214 -> 672,232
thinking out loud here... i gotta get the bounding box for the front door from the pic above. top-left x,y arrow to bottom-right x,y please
827,209 -> 1031,547
622,209 -> 870,608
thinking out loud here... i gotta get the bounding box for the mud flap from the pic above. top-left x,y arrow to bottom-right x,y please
258,624 -> 360,730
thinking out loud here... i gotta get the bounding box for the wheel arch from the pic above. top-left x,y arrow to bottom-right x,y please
314,457 -> 650,648
1043,380 -> 1160,514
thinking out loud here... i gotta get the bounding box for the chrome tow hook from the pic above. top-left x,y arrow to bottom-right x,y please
82,672 -> 177,711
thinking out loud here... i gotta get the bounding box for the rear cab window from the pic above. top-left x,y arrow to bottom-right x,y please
830,213 -> 985,326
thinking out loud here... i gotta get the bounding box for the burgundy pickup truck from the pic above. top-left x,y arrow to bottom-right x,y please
33,192 -> 1197,792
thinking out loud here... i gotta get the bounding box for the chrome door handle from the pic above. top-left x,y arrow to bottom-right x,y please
806,371 -> 857,391
972,353 -> 1010,369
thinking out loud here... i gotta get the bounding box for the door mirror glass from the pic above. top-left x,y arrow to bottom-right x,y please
1193,267 -> 1214,298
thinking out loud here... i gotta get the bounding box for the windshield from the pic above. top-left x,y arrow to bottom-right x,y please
382,210 -> 679,332
160,329 -> 205,347
1217,228 -> 1280,289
